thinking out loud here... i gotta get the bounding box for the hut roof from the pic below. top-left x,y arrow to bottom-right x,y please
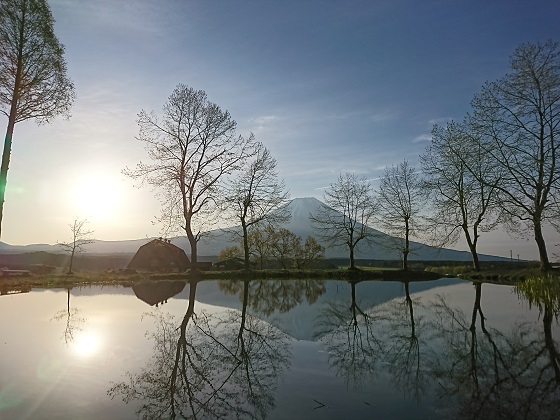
127,239 -> 190,272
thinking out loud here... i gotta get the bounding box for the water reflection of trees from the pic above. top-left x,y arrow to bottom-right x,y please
313,280 -> 382,389
379,281 -> 431,402
218,279 -> 325,316
313,279 -> 560,418
51,287 -> 85,345
108,280 -> 291,419
431,282 -> 560,419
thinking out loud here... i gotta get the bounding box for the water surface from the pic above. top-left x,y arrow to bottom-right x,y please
1,278 -> 558,419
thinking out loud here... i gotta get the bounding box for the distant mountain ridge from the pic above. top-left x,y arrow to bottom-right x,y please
0,197 -> 506,261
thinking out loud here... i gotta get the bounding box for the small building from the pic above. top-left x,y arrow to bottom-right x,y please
127,239 -> 190,272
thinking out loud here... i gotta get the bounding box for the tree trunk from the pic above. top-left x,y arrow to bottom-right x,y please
185,215 -> 198,268
463,226 -> 480,271
0,80 -> 21,240
0,122 -> 15,239
403,218 -> 410,271
68,249 -> 75,274
0,4 -> 24,240
349,245 -> 355,270
534,220 -> 551,271
242,221 -> 250,271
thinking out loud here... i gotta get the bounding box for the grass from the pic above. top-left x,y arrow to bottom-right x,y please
3,264 -> 558,290
1,266 -> 443,289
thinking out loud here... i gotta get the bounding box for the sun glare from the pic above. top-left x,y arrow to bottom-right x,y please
73,331 -> 100,357
72,175 -> 121,220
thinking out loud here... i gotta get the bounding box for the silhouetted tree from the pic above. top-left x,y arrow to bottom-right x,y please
311,173 -> 377,270
471,40 -> 560,271
420,121 -> 500,271
123,85 -> 254,266
377,160 -> 424,270
226,141 -> 290,270
0,0 -> 75,238
57,218 -> 94,274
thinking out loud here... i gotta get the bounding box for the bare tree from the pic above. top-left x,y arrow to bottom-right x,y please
0,0 -> 75,238
471,40 -> 560,271
226,141 -> 289,270
268,227 -> 300,269
294,236 -> 325,269
247,227 -> 273,269
123,85 -> 254,267
311,173 -> 377,270
57,218 -> 94,274
217,245 -> 242,262
377,160 -> 424,270
420,121 -> 500,271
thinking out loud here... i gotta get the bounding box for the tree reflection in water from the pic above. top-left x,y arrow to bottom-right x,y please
379,281 -> 431,403
218,278 -> 326,316
431,281 -> 560,419
313,280 -> 382,389
51,287 -> 85,345
108,280 -> 291,419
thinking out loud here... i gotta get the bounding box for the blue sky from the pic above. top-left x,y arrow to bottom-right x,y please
1,0 -> 559,259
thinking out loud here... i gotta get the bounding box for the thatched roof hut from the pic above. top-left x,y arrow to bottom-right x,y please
127,239 -> 190,272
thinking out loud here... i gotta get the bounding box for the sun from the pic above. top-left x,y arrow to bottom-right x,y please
72,175 -> 121,220
73,331 -> 101,357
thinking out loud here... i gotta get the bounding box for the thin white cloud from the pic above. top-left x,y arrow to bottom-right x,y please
369,110 -> 397,123
412,134 -> 431,143
428,117 -> 453,126
247,115 -> 280,132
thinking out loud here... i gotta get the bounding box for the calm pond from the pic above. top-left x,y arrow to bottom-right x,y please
1,277 -> 559,419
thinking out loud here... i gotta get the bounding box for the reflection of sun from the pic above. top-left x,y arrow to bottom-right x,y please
72,175 -> 121,220
73,331 -> 100,356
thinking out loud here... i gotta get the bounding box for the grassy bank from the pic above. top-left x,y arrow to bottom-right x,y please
3,265 -> 557,291
1,267 -> 443,290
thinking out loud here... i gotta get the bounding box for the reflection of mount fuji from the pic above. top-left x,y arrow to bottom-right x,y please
176,278 -> 463,341
0,197 -> 506,261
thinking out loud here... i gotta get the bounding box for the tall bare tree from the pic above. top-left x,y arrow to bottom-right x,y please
421,121 -> 500,271
0,0 -> 75,238
377,160 -> 424,270
124,85 -> 253,266
226,141 -> 289,270
471,40 -> 560,271
57,218 -> 94,274
311,173 -> 377,270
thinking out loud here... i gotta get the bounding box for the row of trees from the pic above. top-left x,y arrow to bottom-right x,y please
313,40 -> 560,272
129,40 -> 560,273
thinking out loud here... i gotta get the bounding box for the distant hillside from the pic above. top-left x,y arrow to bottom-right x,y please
0,197 -> 507,262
